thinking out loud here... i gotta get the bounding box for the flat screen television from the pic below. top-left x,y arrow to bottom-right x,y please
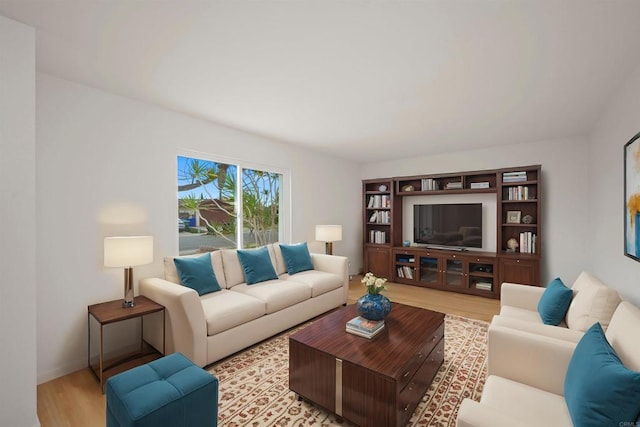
413,203 -> 482,249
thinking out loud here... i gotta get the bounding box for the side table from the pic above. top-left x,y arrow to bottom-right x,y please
88,295 -> 165,392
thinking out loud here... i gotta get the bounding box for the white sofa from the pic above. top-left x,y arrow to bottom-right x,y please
490,271 -> 621,342
457,301 -> 640,426
140,243 -> 349,367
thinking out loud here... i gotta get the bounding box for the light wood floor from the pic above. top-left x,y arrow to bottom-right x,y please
37,276 -> 499,427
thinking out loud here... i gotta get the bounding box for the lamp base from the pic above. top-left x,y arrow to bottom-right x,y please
123,267 -> 136,308
325,242 -> 333,255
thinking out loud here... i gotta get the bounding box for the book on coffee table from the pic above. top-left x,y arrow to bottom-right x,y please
346,324 -> 385,339
346,316 -> 385,338
347,316 -> 384,332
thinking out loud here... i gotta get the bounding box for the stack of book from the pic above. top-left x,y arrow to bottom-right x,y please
519,232 -> 537,253
421,178 -> 440,191
470,182 -> 490,189
502,171 -> 527,182
346,316 -> 385,339
445,181 -> 463,189
475,281 -> 493,291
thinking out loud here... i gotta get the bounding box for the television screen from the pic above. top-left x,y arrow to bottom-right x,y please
413,203 -> 482,249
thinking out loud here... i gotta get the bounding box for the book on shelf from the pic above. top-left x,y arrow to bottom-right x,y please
369,230 -> 387,244
518,232 -> 537,254
421,178 -> 440,191
475,282 -> 493,291
369,210 -> 390,224
367,194 -> 391,208
507,186 -> 530,200
445,182 -> 463,189
397,265 -> 414,279
470,182 -> 490,189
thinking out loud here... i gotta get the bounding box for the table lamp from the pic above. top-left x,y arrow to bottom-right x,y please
315,225 -> 342,255
104,236 -> 154,308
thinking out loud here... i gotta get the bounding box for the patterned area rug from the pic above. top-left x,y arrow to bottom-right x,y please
210,314 -> 488,426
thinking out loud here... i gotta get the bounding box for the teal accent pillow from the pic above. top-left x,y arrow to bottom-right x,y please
237,246 -> 278,285
173,253 -> 221,296
537,277 -> 572,325
564,322 -> 640,426
279,242 -> 314,275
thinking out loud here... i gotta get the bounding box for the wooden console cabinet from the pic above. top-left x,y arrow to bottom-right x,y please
362,165 -> 542,298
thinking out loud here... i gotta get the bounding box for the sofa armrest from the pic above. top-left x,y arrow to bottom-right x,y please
488,325 -> 576,395
139,278 -> 208,367
500,282 -> 545,311
310,253 -> 349,303
456,399 -> 523,427
490,315 -> 584,343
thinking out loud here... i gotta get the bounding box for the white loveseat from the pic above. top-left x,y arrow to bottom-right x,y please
490,271 -> 621,342
140,243 -> 348,367
456,301 -> 640,426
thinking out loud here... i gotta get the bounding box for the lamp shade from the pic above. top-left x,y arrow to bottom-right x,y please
104,236 -> 154,267
315,225 -> 342,242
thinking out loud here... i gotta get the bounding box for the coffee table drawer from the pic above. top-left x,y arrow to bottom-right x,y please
397,322 -> 444,391
398,337 -> 445,425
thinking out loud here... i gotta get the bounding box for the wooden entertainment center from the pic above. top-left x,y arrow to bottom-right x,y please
363,165 -> 541,298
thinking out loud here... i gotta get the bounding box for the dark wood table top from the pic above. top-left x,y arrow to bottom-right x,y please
88,295 -> 164,324
290,302 -> 444,380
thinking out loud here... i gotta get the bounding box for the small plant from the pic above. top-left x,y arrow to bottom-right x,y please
361,272 -> 387,295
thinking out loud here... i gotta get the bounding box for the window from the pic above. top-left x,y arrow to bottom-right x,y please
177,155 -> 287,254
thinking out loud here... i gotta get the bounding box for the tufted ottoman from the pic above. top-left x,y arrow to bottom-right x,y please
106,352 -> 218,427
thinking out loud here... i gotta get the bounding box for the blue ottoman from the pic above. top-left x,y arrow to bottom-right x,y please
106,352 -> 218,427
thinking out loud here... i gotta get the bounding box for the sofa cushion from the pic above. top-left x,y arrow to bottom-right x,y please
480,376 -> 571,426
237,246 -> 279,285
279,242 -> 314,275
283,270 -> 342,297
173,253 -> 222,296
564,322 -> 640,426
566,272 -> 620,331
230,280 -> 311,314
200,290 -> 265,336
164,251 -> 226,288
605,301 -> 640,372
269,243 -> 287,276
499,305 -> 553,325
537,277 -> 572,326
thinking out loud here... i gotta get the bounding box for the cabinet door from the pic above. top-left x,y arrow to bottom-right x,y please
443,256 -> 465,288
365,246 -> 391,279
418,255 -> 440,287
499,257 -> 539,286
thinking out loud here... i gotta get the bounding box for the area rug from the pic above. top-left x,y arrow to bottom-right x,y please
210,314 -> 488,426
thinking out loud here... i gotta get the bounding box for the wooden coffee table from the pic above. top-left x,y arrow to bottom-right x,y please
289,303 -> 444,427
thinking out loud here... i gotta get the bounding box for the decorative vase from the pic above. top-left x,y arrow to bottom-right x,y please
356,293 -> 392,321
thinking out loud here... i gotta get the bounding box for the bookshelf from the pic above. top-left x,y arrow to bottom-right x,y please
362,165 -> 542,299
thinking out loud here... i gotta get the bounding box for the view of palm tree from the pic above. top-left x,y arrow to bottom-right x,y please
177,156 -> 281,254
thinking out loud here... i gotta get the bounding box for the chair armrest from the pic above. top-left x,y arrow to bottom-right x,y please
310,253 -> 349,303
139,278 -> 208,367
490,315 -> 584,343
488,325 -> 576,395
500,282 -> 545,311
456,399 -> 523,427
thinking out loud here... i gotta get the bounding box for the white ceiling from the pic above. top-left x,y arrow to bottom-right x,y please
2,1 -> 640,162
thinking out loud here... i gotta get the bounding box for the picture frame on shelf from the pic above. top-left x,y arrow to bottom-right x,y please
506,210 -> 521,224
624,131 -> 640,261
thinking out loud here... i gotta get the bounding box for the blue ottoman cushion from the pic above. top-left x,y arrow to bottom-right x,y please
106,352 -> 218,427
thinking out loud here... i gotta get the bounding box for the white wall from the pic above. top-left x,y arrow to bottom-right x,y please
588,63 -> 640,306
361,138 -> 590,286
0,16 -> 39,427
36,74 -> 360,383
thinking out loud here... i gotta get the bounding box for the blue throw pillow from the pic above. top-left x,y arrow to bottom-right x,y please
173,253 -> 221,296
537,277 -> 572,325
564,322 -> 640,426
279,242 -> 314,275
237,246 -> 278,285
